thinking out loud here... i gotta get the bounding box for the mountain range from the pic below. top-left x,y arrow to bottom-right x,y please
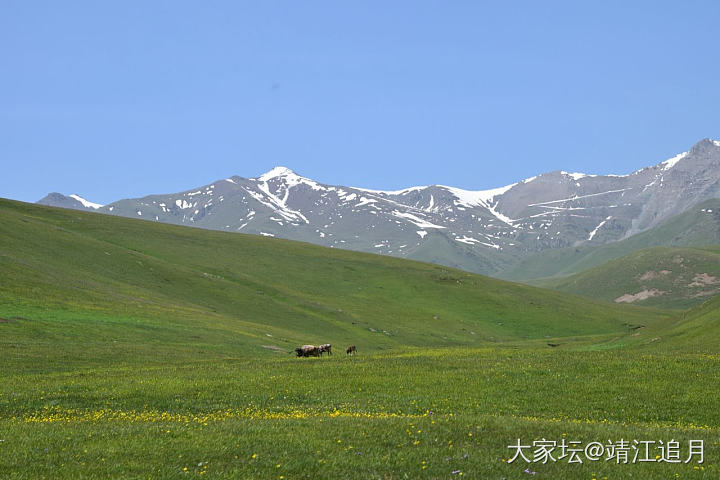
38,138 -> 720,277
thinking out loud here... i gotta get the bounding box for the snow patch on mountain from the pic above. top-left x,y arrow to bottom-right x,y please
440,184 -> 516,225
660,151 -> 688,171
354,185 -> 428,195
355,197 -> 377,207
340,193 -> 358,202
588,216 -> 612,241
244,185 -> 309,224
257,166 -> 294,181
392,211 -> 446,229
441,183 -> 516,207
69,194 -> 103,209
528,188 -> 632,207
455,235 -> 500,249
175,199 -> 193,209
560,171 -> 597,180
455,235 -> 480,245
256,166 -> 325,192
425,194 -> 436,212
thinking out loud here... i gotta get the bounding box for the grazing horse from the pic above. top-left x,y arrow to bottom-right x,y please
318,343 -> 332,356
346,345 -> 356,355
295,345 -> 320,357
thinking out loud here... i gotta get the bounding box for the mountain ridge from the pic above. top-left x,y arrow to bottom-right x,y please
36,138 -> 720,276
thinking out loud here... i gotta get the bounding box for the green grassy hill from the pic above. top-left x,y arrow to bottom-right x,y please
640,293 -> 720,351
0,198 -> 671,370
534,246 -> 720,309
502,198 -> 720,281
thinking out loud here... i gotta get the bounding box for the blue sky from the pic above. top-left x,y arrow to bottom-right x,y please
2,1 -> 719,204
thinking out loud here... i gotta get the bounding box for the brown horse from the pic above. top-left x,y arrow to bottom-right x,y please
295,345 -> 320,357
346,345 -> 356,355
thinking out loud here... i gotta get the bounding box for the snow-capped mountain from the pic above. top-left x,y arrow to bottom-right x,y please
37,138 -> 720,275
37,193 -> 104,211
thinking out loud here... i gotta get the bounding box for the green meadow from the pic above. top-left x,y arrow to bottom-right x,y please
1,199 -> 719,479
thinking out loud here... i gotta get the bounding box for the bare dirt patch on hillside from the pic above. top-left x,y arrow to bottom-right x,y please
614,289 -> 666,303
689,273 -> 719,287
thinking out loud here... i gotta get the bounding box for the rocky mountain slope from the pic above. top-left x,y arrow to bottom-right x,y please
503,198 -> 720,281
37,138 -> 720,276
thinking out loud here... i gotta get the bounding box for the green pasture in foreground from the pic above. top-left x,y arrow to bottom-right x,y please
1,349 -> 719,479
2,198 -> 719,478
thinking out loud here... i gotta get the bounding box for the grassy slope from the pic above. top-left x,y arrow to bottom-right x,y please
0,198 -> 670,370
502,198 -> 720,281
533,246 -> 720,309
642,293 -> 720,351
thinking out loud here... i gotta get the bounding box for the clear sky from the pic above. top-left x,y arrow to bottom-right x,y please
2,1 -> 719,204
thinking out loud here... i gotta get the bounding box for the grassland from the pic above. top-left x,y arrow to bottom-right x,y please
1,198 -> 719,479
2,347 -> 719,479
645,293 -> 720,352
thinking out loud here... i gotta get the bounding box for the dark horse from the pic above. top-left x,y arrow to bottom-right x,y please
346,345 -> 356,355
294,345 -> 320,357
